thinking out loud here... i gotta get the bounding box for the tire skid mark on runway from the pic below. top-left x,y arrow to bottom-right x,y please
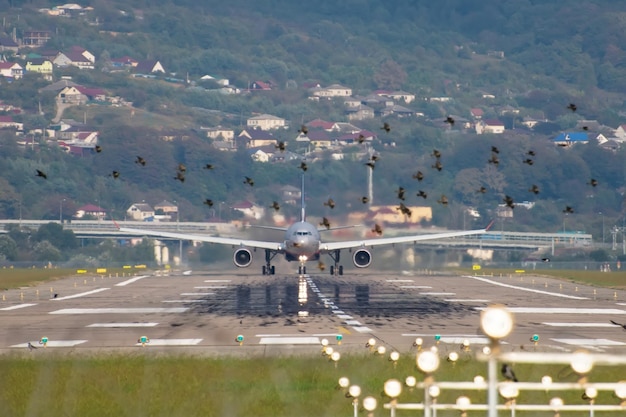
463,275 -> 589,299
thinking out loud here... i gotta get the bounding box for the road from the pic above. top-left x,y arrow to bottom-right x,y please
1,269 -> 626,355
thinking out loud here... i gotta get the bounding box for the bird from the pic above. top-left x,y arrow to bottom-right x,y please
416,190 -> 428,199
275,141 -> 286,152
95,145 -> 102,153
357,133 -> 365,144
501,364 -> 518,382
477,186 -> 487,194
541,257 -> 551,262
381,122 -> 391,132
110,170 -> 120,179
503,195 -> 515,209
432,160 -> 443,171
135,156 -> 146,166
319,217 -> 330,229
563,206 -> 574,214
323,198 -> 335,209
361,196 -> 369,204
270,201 -> 280,211
397,203 -> 412,217
527,150 -> 536,157
243,176 -> 254,186
370,154 -> 380,162
522,158 -> 534,165
203,163 -> 214,170
582,125 -> 589,131
177,163 -> 186,172
432,149 -> 442,159
35,169 -> 47,179
299,161 -> 308,172
371,223 -> 383,236
567,103 -> 577,112
317,261 -> 325,271
610,320 -> 626,330
412,171 -> 424,181
488,154 -> 499,166
27,342 -> 37,351
437,195 -> 448,205
173,171 -> 185,182
298,124 -> 308,135
491,146 -> 500,154
365,161 -> 376,170
444,116 -> 455,125
528,184 -> 540,194
396,187 -> 406,201
203,199 -> 214,207
588,178 -> 598,187
53,293 -> 58,299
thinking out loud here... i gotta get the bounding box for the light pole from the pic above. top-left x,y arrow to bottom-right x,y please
600,212 -> 605,243
59,198 -> 66,223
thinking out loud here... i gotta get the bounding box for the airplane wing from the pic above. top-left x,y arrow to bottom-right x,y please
320,223 -> 493,252
119,227 -> 283,251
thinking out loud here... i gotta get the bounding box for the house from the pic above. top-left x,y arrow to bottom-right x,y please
111,56 -> 138,68
57,86 -> 106,104
249,148 -> 271,162
200,74 -> 229,86
212,140 -> 237,151
306,118 -> 334,131
135,60 -> 165,73
330,122 -> 361,134
75,204 -> 107,220
249,80 -> 272,90
126,203 -> 155,221
0,62 -> 23,80
246,114 -> 286,130
201,126 -> 234,141
470,108 -> 484,119
22,30 -> 52,47
25,58 -> 54,80
0,36 -> 19,54
614,124 -> 626,141
0,115 -> 23,130
69,45 -> 95,64
306,130 -> 333,149
553,132 -> 588,147
311,84 -> 352,98
237,129 -> 277,148
231,200 -> 264,220
53,51 -> 94,69
336,130 -> 376,144
367,205 -> 432,224
279,185 -> 301,205
376,90 -> 415,104
520,117 -> 545,129
476,119 -> 505,134
345,104 -> 375,121
379,104 -> 415,118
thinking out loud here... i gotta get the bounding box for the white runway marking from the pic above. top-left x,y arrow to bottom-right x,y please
543,322 -> 617,327
204,279 -> 231,283
352,327 -> 373,333
464,275 -> 589,299
551,338 -> 626,346
115,275 -> 150,286
345,320 -> 362,326
403,334 -> 490,344
477,307 -> 626,314
180,292 -> 214,296
445,299 -> 490,303
400,286 -> 432,289
0,303 -> 36,311
387,279 -> 414,283
259,337 -> 321,345
336,314 -> 353,319
87,323 -> 158,328
332,310 -> 345,314
194,286 -> 227,289
50,307 -> 188,314
420,292 -> 456,296
136,339 -> 202,346
52,288 -> 110,300
12,340 -> 87,348
162,300 -> 206,303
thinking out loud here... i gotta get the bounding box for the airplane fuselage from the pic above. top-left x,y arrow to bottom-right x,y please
283,221 -> 321,262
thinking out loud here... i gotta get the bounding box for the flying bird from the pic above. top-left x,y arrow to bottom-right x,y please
110,170 -> 120,179
416,190 -> 428,199
477,186 -> 487,194
357,133 -> 365,144
365,161 -> 376,170
488,154 -> 499,166
275,141 -> 286,152
444,116 -> 455,125
432,149 -> 442,159
610,320 -> 626,330
135,156 -> 146,166
412,171 -> 424,181
582,126 -> 589,131
361,196 -> 369,204
270,201 -> 280,211
203,163 -> 214,170
437,195 -> 448,205
527,150 -> 536,157
174,171 -> 185,182
397,203 -> 412,217
432,160 -> 443,171
203,199 -> 214,207
323,198 -> 335,209
381,122 -> 391,133
298,124 -> 308,135
35,169 -> 47,179
243,176 -> 254,186
567,103 -> 577,112
528,184 -> 540,194
588,178 -> 598,187
396,187 -> 406,201
177,163 -> 186,173
522,158 -> 534,165
563,206 -> 574,214
319,217 -> 330,229
299,161 -> 308,172
503,195 -> 515,209
95,145 -> 102,153
317,261 -> 326,271
371,223 -> 383,236
501,364 -> 518,382
491,146 -> 500,154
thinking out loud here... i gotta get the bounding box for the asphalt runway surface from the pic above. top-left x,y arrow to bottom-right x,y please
2,268 -> 626,356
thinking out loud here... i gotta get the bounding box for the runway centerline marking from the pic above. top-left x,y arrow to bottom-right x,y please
0,303 -> 37,311
476,307 -> 626,314
543,322 -> 617,327
115,275 -> 150,286
52,288 -> 110,300
50,307 -> 188,314
180,292 -> 215,296
87,322 -> 159,328
464,275 -> 589,299
551,338 -> 626,346
204,279 -> 231,283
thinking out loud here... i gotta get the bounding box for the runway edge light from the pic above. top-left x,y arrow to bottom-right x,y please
236,335 -> 244,346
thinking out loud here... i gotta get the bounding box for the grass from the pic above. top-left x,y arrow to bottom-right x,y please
0,352 -> 624,417
0,267 -> 145,290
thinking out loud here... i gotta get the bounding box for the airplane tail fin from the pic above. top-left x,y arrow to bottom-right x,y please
301,174 -> 306,222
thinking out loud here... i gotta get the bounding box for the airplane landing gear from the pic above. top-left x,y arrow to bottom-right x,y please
263,249 -> 277,275
298,265 -> 307,275
329,250 -> 343,275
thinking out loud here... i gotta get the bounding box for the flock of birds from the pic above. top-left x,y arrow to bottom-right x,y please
33,102 -> 600,237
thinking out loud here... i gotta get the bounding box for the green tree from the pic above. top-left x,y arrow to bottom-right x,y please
0,235 -> 18,261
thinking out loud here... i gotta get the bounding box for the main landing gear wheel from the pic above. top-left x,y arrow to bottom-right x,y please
298,266 -> 307,275
262,265 -> 276,275
263,249 -> 277,275
329,249 -> 343,275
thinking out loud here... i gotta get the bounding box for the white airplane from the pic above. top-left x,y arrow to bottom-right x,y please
119,177 -> 492,275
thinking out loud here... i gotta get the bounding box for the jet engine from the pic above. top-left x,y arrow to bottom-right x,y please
233,248 -> 252,267
352,249 -> 372,268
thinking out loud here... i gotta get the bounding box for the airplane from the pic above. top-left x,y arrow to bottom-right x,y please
119,176 -> 493,276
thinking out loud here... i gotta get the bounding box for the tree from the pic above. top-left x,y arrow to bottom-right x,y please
33,240 -> 62,262
373,60 -> 407,91
0,235 -> 18,261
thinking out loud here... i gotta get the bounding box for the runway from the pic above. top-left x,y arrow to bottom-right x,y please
2,269 -> 626,355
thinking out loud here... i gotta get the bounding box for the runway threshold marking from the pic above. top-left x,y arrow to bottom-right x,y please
115,275 -> 150,286
543,322 -> 617,327
135,339 -> 202,346
403,334 -> 490,345
464,275 -> 589,299
194,286 -> 227,289
476,307 -> 626,314
180,292 -> 215,296
50,307 -> 188,314
259,337 -> 321,345
52,288 -> 110,301
204,279 -> 231,283
387,279 -> 414,283
162,300 -> 206,303
87,322 -> 159,328
551,338 -> 626,346
0,303 -> 37,311
12,340 -> 87,348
